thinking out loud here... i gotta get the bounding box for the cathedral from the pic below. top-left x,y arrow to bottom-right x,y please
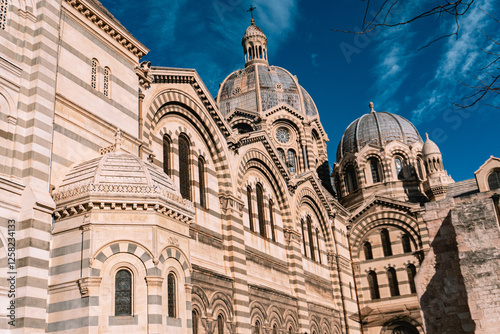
0,1 -> 499,333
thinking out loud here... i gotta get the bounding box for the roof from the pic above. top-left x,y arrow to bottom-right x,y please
217,64 -> 318,117
86,0 -> 133,37
337,111 -> 422,161
446,179 -> 479,198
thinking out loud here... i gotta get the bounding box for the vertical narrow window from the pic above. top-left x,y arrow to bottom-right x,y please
367,271 -> 380,300
345,165 -> 358,193
247,186 -> 254,231
269,200 -> 276,242
163,135 -> 171,176
218,314 -> 224,334
488,171 -> 500,190
369,157 -> 381,183
402,234 -> 412,253
301,219 -> 307,257
192,310 -> 199,334
387,267 -> 400,296
115,269 -> 132,316
363,241 -> 373,260
178,134 -> 191,200
394,156 -> 405,180
167,273 -> 176,317
307,216 -> 316,261
255,321 -> 260,334
407,264 -> 417,294
287,149 -> 297,174
381,229 -> 393,256
103,66 -> 111,97
0,0 -> 8,30
198,157 -> 206,208
277,148 -> 286,163
256,184 -> 266,238
273,324 -> 278,334
316,228 -> 322,264
91,58 -> 98,90
289,327 -> 293,334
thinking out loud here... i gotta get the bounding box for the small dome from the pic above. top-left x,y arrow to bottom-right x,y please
422,133 -> 441,156
337,106 -> 422,161
242,24 -> 266,40
54,152 -> 191,209
217,64 -> 318,117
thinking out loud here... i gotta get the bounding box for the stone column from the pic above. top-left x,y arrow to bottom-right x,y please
145,276 -> 164,334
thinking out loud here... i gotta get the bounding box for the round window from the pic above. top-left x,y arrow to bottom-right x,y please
276,128 -> 290,144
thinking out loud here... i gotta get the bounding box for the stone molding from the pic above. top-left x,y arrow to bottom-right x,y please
64,0 -> 148,58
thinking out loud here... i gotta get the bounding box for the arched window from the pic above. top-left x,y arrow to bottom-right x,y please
367,271 -> 380,300
0,0 -> 8,30
488,171 -> 500,190
218,314 -> 224,334
256,184 -> 266,238
269,200 -> 276,242
247,186 -> 254,231
301,219 -> 307,257
255,320 -> 260,334
289,327 -> 293,334
316,228 -> 322,264
394,156 -> 405,180
387,267 -> 400,296
277,148 -> 286,162
198,157 -> 206,208
91,58 -> 98,90
407,264 -> 417,294
402,234 -> 412,253
381,229 -> 393,256
307,216 -> 316,261
363,241 -> 373,260
192,310 -> 199,334
163,135 -> 171,176
392,324 -> 419,334
287,149 -> 297,174
178,135 -> 191,200
345,165 -> 358,193
115,269 -> 132,316
369,157 -> 381,183
103,66 -> 111,97
273,324 -> 278,334
167,273 -> 176,317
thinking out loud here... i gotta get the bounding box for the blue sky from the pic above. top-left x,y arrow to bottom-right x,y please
101,0 -> 499,182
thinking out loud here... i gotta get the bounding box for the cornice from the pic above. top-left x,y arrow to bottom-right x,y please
64,0 -> 149,59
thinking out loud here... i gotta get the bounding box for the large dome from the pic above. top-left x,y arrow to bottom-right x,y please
217,64 -> 318,117
337,106 -> 422,161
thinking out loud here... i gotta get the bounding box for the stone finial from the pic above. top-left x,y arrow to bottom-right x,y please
369,102 -> 375,113
114,128 -> 123,151
426,132 -> 429,140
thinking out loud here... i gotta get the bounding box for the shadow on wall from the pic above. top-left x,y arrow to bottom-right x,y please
419,212 -> 475,334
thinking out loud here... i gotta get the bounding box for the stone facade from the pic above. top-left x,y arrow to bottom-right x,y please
0,1 -> 499,334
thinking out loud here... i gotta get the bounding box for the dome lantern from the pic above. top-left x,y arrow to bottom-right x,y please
242,6 -> 268,67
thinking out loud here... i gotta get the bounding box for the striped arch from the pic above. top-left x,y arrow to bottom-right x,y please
350,211 -> 423,257
90,241 -> 155,276
319,317 -> 332,334
267,304 -> 283,328
145,89 -> 233,192
192,284 -> 209,316
249,301 -> 267,325
211,291 -> 234,320
295,187 -> 332,249
309,314 -> 320,334
283,308 -> 299,333
158,246 -> 191,284
268,113 -> 306,138
237,149 -> 290,224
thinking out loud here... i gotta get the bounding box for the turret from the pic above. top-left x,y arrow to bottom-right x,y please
422,133 -> 453,201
